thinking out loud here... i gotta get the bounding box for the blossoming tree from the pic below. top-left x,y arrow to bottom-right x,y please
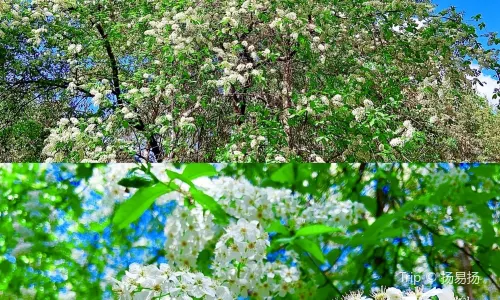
0,163 -> 499,299
1,0 -> 500,162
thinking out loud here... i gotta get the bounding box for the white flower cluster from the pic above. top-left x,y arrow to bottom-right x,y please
219,0 -> 267,31
198,177 -> 368,231
67,43 -> 82,54
114,173 -> 369,299
301,196 -> 367,228
457,211 -> 482,233
58,289 -> 76,300
42,117 -> 122,162
224,134 -> 275,162
249,135 -> 266,149
207,35 -> 272,95
213,219 -> 298,298
178,116 -> 196,128
344,287 -> 456,300
429,115 -> 439,124
268,7 -> 328,61
199,177 -> 300,227
124,85 -> 155,103
352,107 -> 366,122
332,94 -> 344,107
227,144 -> 247,162
352,100 -> 374,122
121,106 -> 137,120
389,120 -> 416,148
296,94 -> 344,116
274,155 -> 287,163
112,263 -> 232,300
430,165 -> 469,186
144,6 -> 204,56
19,286 -> 37,299
81,164 -> 133,223
164,206 -> 215,268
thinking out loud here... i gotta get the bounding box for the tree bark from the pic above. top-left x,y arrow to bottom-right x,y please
94,21 -> 162,160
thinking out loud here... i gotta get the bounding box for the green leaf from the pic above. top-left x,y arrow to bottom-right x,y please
196,249 -> 213,276
75,164 -> 97,180
189,187 -> 229,225
295,224 -> 342,237
118,169 -> 157,188
488,251 -> 500,276
479,218 -> 495,248
326,249 -> 341,264
166,169 -> 195,188
89,219 -> 111,233
464,200 -> 495,248
470,164 -> 498,178
315,285 -> 336,300
266,220 -> 291,236
377,227 -> 403,239
271,164 -> 295,184
293,238 -> 326,263
113,183 -> 173,229
358,196 -> 377,215
182,164 -> 217,180
68,195 -> 83,218
0,260 -> 12,273
349,213 -> 395,246
268,237 -> 295,252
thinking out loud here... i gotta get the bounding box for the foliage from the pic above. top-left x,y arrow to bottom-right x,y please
1,0 -> 500,162
0,163 -> 499,299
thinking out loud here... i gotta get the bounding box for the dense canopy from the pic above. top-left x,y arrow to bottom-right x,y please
0,163 -> 499,299
1,0 -> 500,162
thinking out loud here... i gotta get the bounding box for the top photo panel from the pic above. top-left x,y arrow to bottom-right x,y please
1,0 -> 499,163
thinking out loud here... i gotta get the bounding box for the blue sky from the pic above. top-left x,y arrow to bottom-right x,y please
434,0 -> 500,45
433,0 -> 499,28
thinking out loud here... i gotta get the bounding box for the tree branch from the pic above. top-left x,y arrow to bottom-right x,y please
407,216 -> 500,291
91,19 -> 162,160
93,22 -> 121,100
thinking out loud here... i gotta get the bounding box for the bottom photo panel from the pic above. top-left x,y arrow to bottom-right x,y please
0,163 -> 499,300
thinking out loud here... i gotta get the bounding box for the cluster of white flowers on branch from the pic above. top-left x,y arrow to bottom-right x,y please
111,173 -> 369,299
212,219 -> 298,298
164,205 -> 215,268
111,263 -> 232,300
343,287 -> 456,300
389,120 -> 416,148
198,177 -> 368,230
42,116 -> 131,163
